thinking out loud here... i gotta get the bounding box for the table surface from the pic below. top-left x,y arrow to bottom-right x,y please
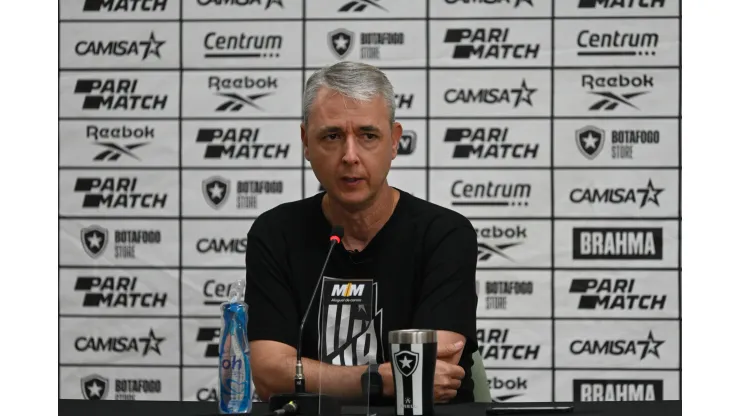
59,399 -> 681,416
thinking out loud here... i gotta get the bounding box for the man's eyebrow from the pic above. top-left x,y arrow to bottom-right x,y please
316,126 -> 343,135
358,125 -> 381,133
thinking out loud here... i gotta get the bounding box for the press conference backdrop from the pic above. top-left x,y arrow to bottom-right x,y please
58,0 -> 681,404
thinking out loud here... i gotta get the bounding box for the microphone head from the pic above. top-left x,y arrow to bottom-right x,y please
330,226 -> 344,243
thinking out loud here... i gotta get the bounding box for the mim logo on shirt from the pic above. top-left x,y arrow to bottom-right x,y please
573,227 -> 662,260
451,181 -> 531,207
331,283 -> 365,297
573,379 -> 664,402
443,27 -> 540,60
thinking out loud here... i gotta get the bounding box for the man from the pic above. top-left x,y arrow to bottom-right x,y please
245,61 -> 478,405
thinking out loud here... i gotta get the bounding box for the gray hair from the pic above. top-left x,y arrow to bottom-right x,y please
302,61 -> 396,126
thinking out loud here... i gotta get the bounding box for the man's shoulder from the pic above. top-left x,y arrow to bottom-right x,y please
248,193 -> 322,237
398,189 -> 474,236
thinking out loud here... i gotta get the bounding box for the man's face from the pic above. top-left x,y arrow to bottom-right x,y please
301,86 -> 402,208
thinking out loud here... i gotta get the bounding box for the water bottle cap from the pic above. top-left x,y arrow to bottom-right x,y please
229,279 -> 246,303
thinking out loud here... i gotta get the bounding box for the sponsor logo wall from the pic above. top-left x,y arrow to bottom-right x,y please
59,0 -> 681,403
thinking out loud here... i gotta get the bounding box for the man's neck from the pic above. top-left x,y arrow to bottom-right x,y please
322,184 -> 400,252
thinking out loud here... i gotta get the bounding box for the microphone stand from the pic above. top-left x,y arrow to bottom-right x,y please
268,229 -> 343,416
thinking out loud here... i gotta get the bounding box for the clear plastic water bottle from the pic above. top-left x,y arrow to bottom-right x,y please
218,279 -> 252,414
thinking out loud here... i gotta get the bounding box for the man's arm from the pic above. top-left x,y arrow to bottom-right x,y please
251,340 -> 393,400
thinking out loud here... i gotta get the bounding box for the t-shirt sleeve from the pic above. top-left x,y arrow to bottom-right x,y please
245,217 -> 299,349
411,219 -> 478,343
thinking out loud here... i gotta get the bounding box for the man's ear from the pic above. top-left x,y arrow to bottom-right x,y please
300,123 -> 310,161
390,121 -> 403,160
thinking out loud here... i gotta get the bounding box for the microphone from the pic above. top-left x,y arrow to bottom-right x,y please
267,226 -> 344,416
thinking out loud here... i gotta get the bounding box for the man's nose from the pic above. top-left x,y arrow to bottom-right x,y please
341,135 -> 360,164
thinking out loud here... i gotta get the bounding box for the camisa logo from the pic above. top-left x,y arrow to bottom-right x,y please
570,331 -> 664,360
477,328 -> 540,361
75,32 -> 165,60
578,0 -> 666,9
569,179 -> 664,208
79,225 -> 162,259
209,75 -> 278,112
338,0 -> 388,12
582,73 -> 652,111
573,227 -> 663,260
573,379 -> 664,402
568,278 -> 666,311
444,27 -> 540,60
196,237 -> 248,253
444,126 -> 539,160
87,123 -> 153,162
444,79 -> 536,107
75,275 -> 168,308
83,0 -> 168,12
196,127 -> 290,160
75,329 -> 165,356
74,78 -> 168,111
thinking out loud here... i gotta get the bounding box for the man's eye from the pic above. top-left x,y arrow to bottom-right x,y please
325,134 -> 339,140
364,134 -> 377,140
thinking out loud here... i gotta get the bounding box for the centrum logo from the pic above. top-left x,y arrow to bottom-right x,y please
577,29 -> 659,57
203,32 -> 282,59
75,31 -> 165,60
338,0 -> 387,12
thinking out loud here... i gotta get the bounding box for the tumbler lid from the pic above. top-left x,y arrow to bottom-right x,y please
389,329 -> 437,344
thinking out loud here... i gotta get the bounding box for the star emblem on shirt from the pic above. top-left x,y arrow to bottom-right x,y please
141,31 -> 165,60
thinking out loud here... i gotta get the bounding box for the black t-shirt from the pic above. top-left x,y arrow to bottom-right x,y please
245,188 -> 479,404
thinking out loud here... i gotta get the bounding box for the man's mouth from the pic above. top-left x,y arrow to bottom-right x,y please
341,176 -> 363,184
